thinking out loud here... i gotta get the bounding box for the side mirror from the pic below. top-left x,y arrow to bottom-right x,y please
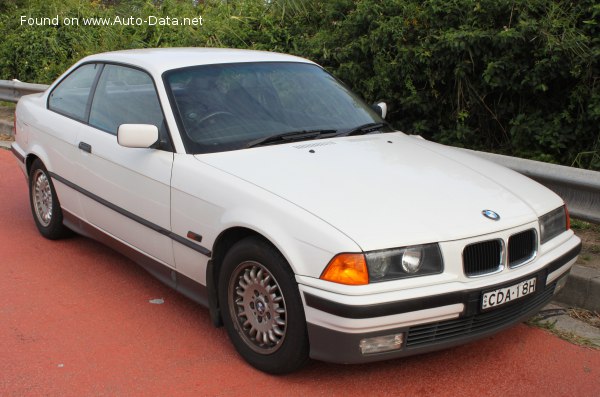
372,101 -> 388,119
117,124 -> 158,148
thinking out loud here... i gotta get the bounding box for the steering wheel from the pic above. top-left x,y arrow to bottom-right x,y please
195,111 -> 238,127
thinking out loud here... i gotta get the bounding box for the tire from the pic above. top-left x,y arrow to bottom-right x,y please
218,236 -> 309,374
28,159 -> 69,240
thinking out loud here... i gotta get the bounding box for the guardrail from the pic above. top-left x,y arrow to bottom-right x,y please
0,80 -> 49,103
1,79 -> 599,223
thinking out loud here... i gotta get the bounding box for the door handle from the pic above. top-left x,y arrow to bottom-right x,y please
78,142 -> 92,153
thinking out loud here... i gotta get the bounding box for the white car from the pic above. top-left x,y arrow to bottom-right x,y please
12,48 -> 581,374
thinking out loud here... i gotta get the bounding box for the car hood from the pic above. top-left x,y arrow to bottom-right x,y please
195,133 -> 560,251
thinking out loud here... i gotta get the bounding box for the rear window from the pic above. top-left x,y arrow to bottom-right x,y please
48,63 -> 100,121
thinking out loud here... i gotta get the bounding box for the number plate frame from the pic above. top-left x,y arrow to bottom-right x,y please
481,277 -> 537,310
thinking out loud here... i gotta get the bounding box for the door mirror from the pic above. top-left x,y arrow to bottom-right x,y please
372,101 -> 388,119
117,124 -> 159,148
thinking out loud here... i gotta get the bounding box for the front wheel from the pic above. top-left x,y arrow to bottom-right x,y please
28,159 -> 69,239
218,237 -> 309,374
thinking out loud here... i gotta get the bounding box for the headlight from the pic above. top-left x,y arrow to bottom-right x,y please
539,205 -> 568,244
365,243 -> 443,282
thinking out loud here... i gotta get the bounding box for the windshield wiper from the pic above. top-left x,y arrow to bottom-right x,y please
335,122 -> 386,137
246,129 -> 336,148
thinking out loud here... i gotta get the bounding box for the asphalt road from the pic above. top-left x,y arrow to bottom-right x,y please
1,149 -> 598,396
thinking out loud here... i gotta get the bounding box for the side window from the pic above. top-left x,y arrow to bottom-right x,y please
48,63 -> 100,121
89,64 -> 164,135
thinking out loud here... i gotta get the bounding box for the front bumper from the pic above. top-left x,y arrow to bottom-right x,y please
303,240 -> 581,364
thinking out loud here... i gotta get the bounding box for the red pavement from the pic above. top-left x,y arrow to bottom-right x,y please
0,148 -> 598,396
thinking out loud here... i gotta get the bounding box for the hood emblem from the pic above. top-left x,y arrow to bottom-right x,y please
482,209 -> 500,221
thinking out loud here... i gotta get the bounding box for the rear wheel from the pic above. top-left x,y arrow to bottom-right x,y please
218,236 -> 309,374
28,159 -> 69,239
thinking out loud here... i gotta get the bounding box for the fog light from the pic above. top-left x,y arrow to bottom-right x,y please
554,275 -> 569,294
359,333 -> 404,355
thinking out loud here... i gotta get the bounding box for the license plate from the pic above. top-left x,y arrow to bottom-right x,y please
481,277 -> 536,310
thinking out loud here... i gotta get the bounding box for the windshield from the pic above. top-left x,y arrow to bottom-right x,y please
164,62 -> 386,154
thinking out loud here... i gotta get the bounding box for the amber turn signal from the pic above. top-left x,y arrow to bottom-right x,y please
320,253 -> 369,285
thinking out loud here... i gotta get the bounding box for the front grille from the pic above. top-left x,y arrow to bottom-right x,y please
508,229 -> 537,268
405,282 -> 555,348
463,240 -> 502,277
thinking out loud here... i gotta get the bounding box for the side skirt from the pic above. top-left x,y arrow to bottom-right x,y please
62,209 -> 209,307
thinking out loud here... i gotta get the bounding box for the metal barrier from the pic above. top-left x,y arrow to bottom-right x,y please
0,80 -> 49,103
1,79 -> 599,223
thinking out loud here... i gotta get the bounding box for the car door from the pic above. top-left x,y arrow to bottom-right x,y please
75,63 -> 175,269
44,63 -> 102,218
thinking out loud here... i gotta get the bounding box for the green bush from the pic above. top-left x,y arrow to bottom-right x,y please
0,0 -> 597,170
299,0 -> 599,170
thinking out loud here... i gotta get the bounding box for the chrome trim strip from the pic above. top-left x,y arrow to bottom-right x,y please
49,171 -> 212,257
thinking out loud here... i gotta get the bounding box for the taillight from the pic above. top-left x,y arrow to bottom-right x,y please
565,205 -> 570,230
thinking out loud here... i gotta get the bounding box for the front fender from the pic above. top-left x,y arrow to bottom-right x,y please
171,153 -> 361,279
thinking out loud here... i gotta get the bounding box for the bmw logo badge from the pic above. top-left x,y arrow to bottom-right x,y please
482,209 -> 500,221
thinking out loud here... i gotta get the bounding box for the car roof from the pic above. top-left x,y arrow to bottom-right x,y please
80,48 -> 315,75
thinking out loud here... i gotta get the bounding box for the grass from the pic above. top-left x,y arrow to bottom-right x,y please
567,308 -> 600,329
572,219 -> 600,266
0,101 -> 16,109
571,219 -> 600,233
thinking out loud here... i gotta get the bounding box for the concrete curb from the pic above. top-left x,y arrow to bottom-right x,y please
554,265 -> 600,312
536,303 -> 599,347
0,140 -> 12,149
